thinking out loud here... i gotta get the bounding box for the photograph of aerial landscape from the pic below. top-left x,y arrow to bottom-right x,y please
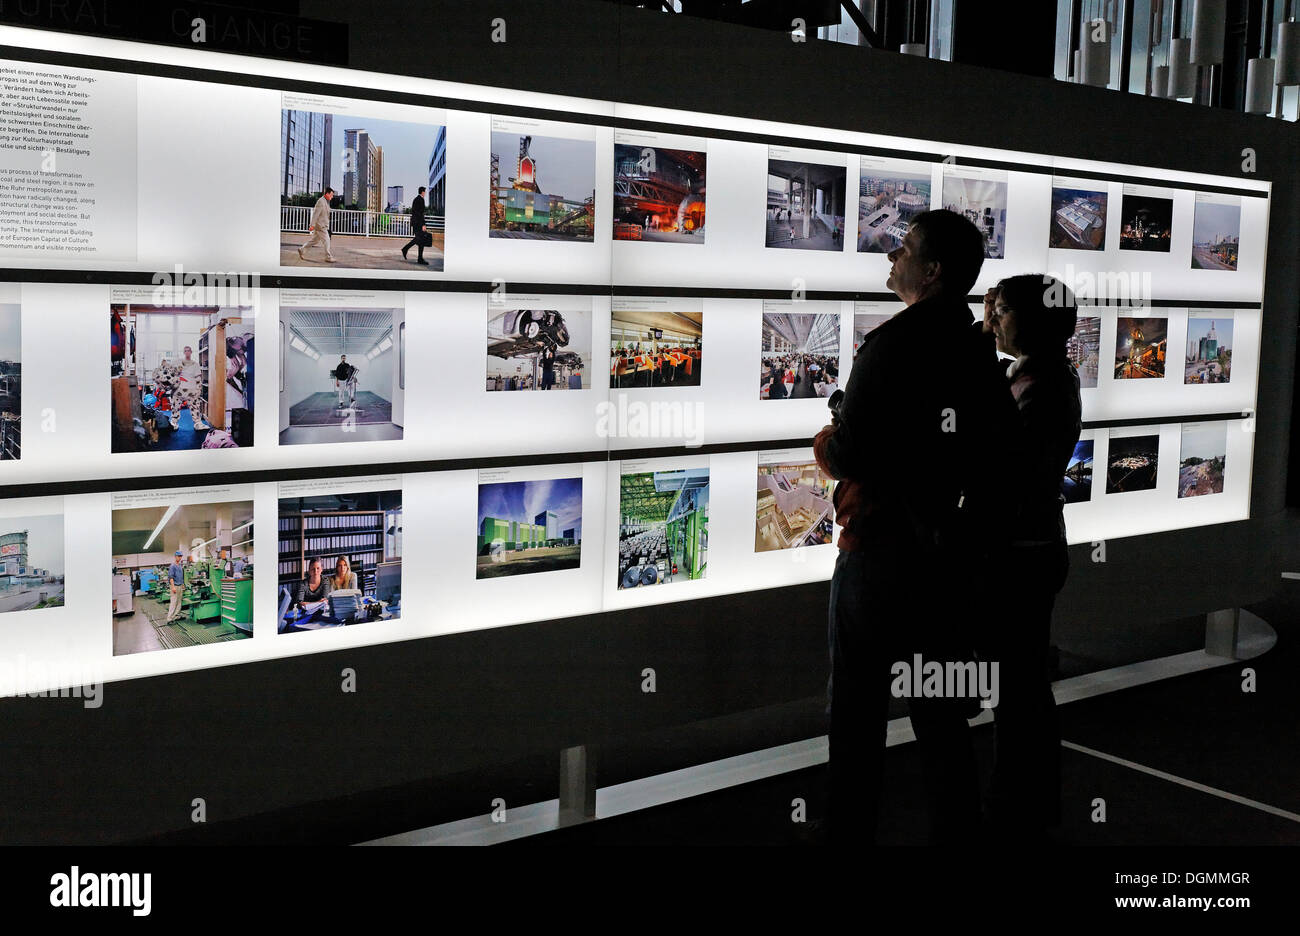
1106,433 -> 1160,494
1178,423 -> 1227,498
1049,185 -> 1108,250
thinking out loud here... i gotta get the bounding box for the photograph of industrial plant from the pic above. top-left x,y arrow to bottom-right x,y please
610,304 -> 703,389
942,172 -> 1007,258
1115,316 -> 1169,379
0,301 -> 19,461
280,108 -> 447,270
766,155 -> 848,250
111,500 -> 254,655
1190,197 -> 1241,270
490,130 -> 596,241
1069,314 -> 1101,388
613,144 -> 706,243
1118,192 -> 1174,251
279,305 -> 404,444
110,303 -> 254,453
1178,423 -> 1227,498
618,467 -> 709,589
0,514 -> 63,613
853,310 -> 894,356
1062,439 -> 1094,504
1185,313 -> 1233,384
857,161 -> 930,253
755,458 -> 834,551
488,305 -> 591,391
760,308 -> 841,400
476,477 -> 582,579
1106,433 -> 1160,494
1049,185 -> 1108,250
277,489 -> 402,631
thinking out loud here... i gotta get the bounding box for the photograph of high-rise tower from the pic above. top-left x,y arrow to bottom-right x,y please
279,106 -> 447,271
490,127 -> 597,242
1185,313 -> 1233,384
613,144 -> 706,243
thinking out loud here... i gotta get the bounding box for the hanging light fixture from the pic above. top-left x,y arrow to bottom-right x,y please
1080,1 -> 1113,87
1169,37 -> 1196,97
1072,49 -> 1082,82
1277,19 -> 1300,86
899,0 -> 927,57
1189,0 -> 1227,66
1152,64 -> 1171,97
1244,56 -> 1276,113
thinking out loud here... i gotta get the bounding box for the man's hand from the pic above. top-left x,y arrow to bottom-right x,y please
982,287 -> 999,334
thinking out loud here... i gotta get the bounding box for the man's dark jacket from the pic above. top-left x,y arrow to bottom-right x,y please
410,194 -> 426,231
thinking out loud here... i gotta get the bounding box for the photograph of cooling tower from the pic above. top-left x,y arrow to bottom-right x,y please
755,459 -> 834,551
1106,433 -> 1160,495
0,299 -> 19,461
1118,192 -> 1174,251
942,172 -> 1007,259
280,109 -> 448,271
613,144 -> 706,243
111,500 -> 254,655
279,306 -> 405,444
853,310 -> 894,356
1185,313 -> 1233,384
277,489 -> 402,631
760,309 -> 841,400
110,303 -> 254,453
490,129 -> 596,241
766,155 -> 847,250
1062,439 -> 1094,504
1178,423 -> 1227,498
609,305 -> 703,389
477,477 -> 582,579
487,304 -> 592,391
857,161 -> 930,253
1069,314 -> 1101,388
1115,316 -> 1168,379
1049,185 -> 1108,250
1190,197 -> 1241,271
0,514 -> 64,613
618,468 -> 709,588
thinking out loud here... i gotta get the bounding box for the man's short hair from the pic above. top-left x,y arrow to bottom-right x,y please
907,209 -> 987,297
996,273 -> 1078,356
418,186 -> 427,195
323,187 -> 334,195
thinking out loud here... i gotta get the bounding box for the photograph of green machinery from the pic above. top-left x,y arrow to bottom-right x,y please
110,500 -> 254,655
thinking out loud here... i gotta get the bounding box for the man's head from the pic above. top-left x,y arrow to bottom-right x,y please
340,355 -> 347,363
418,186 -> 426,196
323,187 -> 334,198
182,345 -> 193,360
886,209 -> 986,305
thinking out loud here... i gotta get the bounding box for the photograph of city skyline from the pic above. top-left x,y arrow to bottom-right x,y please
280,108 -> 447,271
1115,316 -> 1168,379
613,145 -> 706,244
857,163 -> 930,253
477,477 -> 582,579
1178,423 -> 1227,498
766,157 -> 848,251
942,174 -> 1007,258
490,131 -> 596,242
1190,199 -> 1241,271
1118,193 -> 1174,252
1049,185 -> 1108,250
1106,433 -> 1160,495
1185,314 -> 1233,384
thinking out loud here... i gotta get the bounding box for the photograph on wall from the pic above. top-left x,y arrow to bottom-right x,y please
853,306 -> 896,356
766,149 -> 848,251
280,98 -> 447,271
942,168 -> 1007,259
477,475 -> 582,579
277,482 -> 402,632
613,138 -> 706,244
487,297 -> 592,391
490,119 -> 596,242
279,292 -> 405,445
111,497 -> 254,655
110,300 -> 254,453
1105,432 -> 1160,495
755,453 -> 834,551
1185,312 -> 1233,384
1118,190 -> 1174,252
857,157 -> 931,254
1062,439 -> 1093,505
0,289 -> 19,460
610,299 -> 703,389
1049,182 -> 1108,250
1190,194 -> 1241,271
0,512 -> 64,613
618,465 -> 709,588
1068,313 -> 1101,389
1114,315 -> 1168,380
760,302 -> 842,400
1178,422 -> 1227,498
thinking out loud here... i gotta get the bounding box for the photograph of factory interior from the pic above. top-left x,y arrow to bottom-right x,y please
609,306 -> 703,388
280,306 -> 405,444
111,501 -> 254,655
617,467 -> 709,589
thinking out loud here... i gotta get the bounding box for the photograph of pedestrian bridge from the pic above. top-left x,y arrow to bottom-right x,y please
766,156 -> 847,250
755,460 -> 834,551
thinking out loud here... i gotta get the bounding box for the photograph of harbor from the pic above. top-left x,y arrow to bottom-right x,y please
1178,423 -> 1227,498
1106,433 -> 1160,494
1115,316 -> 1168,380
1049,185 -> 1108,250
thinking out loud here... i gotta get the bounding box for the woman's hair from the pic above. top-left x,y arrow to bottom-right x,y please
996,273 -> 1078,356
333,556 -> 351,581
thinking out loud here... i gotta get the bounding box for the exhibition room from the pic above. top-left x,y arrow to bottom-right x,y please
0,0 -> 1296,904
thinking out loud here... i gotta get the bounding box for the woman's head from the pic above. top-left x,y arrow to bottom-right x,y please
991,274 -> 1078,357
307,557 -> 323,580
334,556 -> 351,581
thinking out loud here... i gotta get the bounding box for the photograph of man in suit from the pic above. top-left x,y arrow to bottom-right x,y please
401,186 -> 429,265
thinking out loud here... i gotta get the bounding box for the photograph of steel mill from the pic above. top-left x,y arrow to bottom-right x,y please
755,461 -> 834,551
857,165 -> 930,253
1115,316 -> 1168,379
1118,193 -> 1174,251
766,157 -> 847,250
477,478 -> 582,579
613,145 -> 706,243
1068,315 -> 1101,389
1190,200 -> 1241,270
490,132 -> 596,241
1049,186 -> 1108,250
760,310 -> 841,400
618,468 -> 709,589
1106,434 -> 1160,494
